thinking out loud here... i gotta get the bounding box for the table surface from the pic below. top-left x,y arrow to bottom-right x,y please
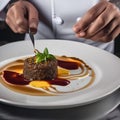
0,41 -> 120,120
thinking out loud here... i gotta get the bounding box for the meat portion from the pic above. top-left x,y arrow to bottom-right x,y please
23,56 -> 58,80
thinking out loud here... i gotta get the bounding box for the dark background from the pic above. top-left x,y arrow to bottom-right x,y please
0,21 -> 24,44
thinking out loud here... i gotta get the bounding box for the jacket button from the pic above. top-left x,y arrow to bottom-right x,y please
54,16 -> 64,25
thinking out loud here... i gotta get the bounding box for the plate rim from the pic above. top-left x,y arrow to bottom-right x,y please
0,39 -> 120,109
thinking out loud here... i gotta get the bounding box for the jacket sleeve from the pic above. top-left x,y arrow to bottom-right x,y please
0,0 -> 10,11
0,0 -> 10,20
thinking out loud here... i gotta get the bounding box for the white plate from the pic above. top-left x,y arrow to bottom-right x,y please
0,39 -> 120,109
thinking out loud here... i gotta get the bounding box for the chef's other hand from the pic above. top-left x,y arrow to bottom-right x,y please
5,0 -> 39,34
73,0 -> 120,42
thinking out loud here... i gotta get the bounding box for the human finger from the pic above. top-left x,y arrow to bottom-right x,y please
88,17 -> 120,41
5,8 -> 18,33
99,25 -> 120,42
73,1 -> 107,33
26,2 -> 39,34
13,4 -> 28,33
84,3 -> 117,38
5,1 -> 28,33
6,17 -> 18,33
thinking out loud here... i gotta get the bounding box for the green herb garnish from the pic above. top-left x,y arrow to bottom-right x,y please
34,48 -> 56,63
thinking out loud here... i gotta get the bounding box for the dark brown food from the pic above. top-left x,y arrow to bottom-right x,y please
23,56 -> 58,80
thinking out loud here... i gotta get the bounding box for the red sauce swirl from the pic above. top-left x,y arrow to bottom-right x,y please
3,71 -> 70,86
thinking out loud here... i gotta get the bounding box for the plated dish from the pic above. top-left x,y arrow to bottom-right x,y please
0,48 -> 95,96
0,40 -> 120,109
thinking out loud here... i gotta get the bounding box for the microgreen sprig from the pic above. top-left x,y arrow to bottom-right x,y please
34,48 -> 56,63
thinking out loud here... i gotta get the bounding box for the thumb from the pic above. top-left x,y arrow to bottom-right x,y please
26,2 -> 39,34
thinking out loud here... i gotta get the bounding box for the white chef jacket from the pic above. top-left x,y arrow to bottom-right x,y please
0,0 -> 114,53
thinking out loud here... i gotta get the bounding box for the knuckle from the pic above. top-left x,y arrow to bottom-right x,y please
13,30 -> 18,33
96,31 -> 105,38
30,18 -> 39,24
99,38 -> 107,42
11,5 -> 16,9
10,4 -> 17,11
103,36 -> 112,42
91,37 -> 99,41
5,18 -> 9,24
86,12 -> 94,20
6,9 -> 13,17
109,3 -> 116,10
97,17 -> 106,26
16,19 -> 24,26
108,3 -> 119,14
87,26 -> 95,35
11,26 -> 18,33
17,27 -> 26,33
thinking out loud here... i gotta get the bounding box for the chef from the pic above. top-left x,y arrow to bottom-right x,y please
0,0 -> 120,53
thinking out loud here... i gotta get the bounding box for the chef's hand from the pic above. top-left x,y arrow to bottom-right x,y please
5,0 -> 39,34
73,0 -> 120,42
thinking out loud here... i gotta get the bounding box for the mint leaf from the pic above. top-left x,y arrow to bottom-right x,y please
47,54 -> 56,60
35,53 -> 45,63
34,48 -> 56,63
43,48 -> 49,56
